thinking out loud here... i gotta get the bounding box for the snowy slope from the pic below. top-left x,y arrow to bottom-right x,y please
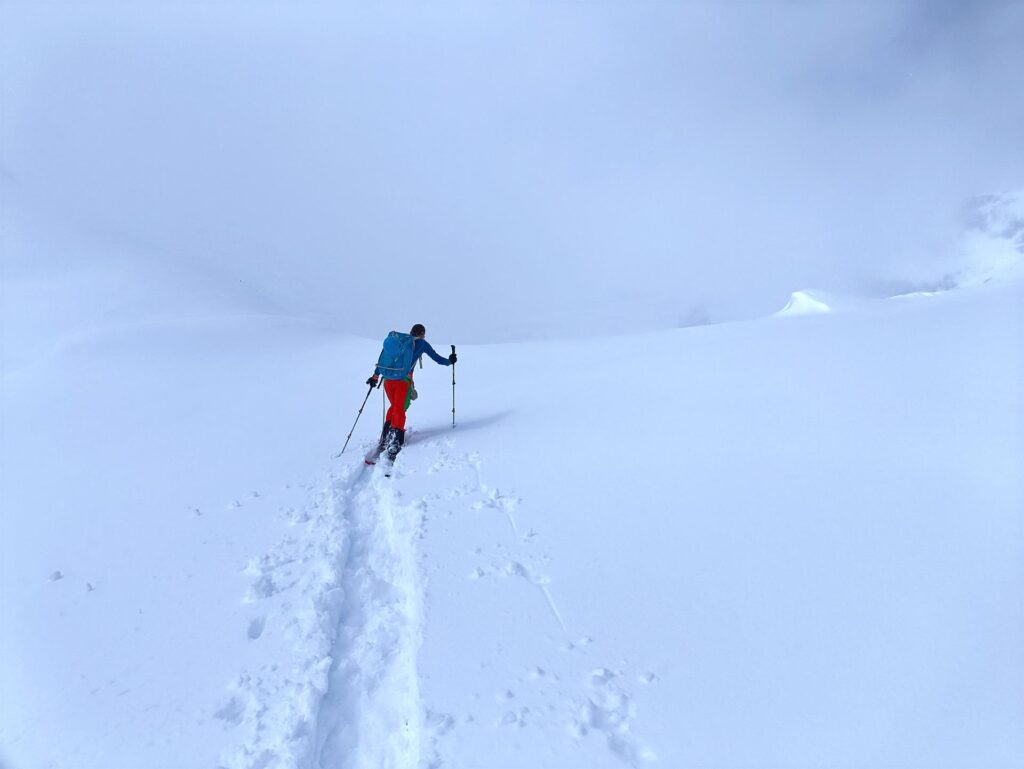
4,2 -> 1023,762
2,254 -> 1021,768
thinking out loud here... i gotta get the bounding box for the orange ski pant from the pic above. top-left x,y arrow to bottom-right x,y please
383,378 -> 412,430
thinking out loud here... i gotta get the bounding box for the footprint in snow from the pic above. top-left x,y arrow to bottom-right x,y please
246,574 -> 277,602
213,696 -> 244,726
247,616 -> 266,640
424,708 -> 457,748
570,668 -> 655,764
499,707 -> 531,727
562,636 -> 594,653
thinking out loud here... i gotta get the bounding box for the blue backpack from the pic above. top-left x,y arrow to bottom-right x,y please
376,331 -> 416,381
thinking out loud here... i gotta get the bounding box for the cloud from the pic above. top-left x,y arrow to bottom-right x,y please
2,1 -> 1022,341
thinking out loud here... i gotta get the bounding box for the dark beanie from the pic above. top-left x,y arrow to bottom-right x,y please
410,323 -> 426,337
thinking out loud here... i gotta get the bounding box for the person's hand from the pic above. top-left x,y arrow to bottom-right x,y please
366,374 -> 380,387
448,353 -> 458,364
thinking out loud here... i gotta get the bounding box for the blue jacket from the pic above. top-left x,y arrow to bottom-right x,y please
376,338 -> 450,378
413,339 -> 451,371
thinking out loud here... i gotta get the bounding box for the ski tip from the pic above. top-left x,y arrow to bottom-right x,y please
364,459 -> 376,466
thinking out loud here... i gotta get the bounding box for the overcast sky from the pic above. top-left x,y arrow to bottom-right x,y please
3,1 -> 1022,341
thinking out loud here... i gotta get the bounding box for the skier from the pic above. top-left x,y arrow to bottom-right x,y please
366,323 -> 456,464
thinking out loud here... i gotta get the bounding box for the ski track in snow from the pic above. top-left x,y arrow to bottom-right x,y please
214,436 -> 653,769
310,469 -> 425,769
214,456 -> 427,769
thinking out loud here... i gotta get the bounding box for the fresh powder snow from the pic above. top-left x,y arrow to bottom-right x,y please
2,208 -> 1021,766
3,4 -> 1024,767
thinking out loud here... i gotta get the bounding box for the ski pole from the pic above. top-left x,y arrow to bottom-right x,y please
451,344 -> 456,429
336,381 -> 377,457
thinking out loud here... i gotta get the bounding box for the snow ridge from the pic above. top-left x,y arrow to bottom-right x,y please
216,460 -> 426,769
775,289 -> 832,316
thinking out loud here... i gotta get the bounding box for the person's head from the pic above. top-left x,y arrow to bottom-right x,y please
410,323 -> 426,339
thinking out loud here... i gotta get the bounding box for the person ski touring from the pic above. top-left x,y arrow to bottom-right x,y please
366,323 -> 456,465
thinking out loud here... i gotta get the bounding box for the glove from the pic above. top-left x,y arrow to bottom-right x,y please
366,374 -> 379,387
448,353 -> 458,364
409,383 -> 418,401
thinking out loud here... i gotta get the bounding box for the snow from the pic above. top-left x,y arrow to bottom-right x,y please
3,217 -> 1022,767
956,191 -> 1024,286
4,3 -> 1023,761
775,290 -> 832,316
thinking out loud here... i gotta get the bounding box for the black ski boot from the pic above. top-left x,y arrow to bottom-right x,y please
377,420 -> 392,453
384,426 -> 406,463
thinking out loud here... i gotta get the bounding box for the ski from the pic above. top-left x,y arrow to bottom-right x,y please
364,444 -> 383,465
